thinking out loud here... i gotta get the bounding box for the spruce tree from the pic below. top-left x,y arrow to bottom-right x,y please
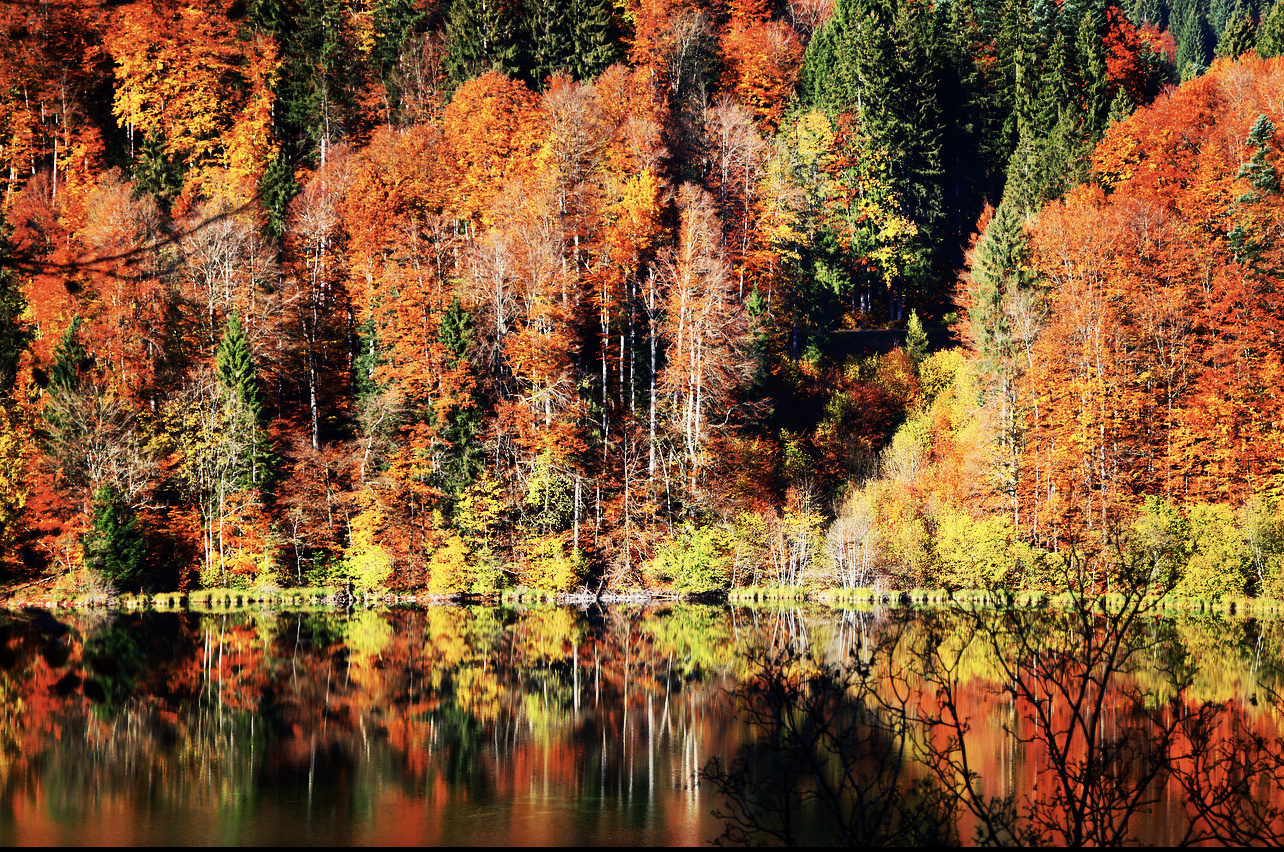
1177,10 -> 1214,78
1260,1 -> 1284,57
85,484 -> 146,588
445,0 -> 524,86
1215,8 -> 1258,57
134,133 -> 183,205
259,150 -> 298,240
48,316 -> 86,396
0,210 -> 31,399
905,309 -> 928,368
800,0 -> 947,292
215,313 -> 270,488
1075,6 -> 1110,143
565,0 -> 618,80
437,298 -> 482,501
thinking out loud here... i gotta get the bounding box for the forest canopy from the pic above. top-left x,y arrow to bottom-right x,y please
1,0 -> 1282,598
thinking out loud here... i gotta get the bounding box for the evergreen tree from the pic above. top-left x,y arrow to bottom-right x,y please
133,133 -> 183,205
216,313 -> 263,417
353,314 -> 388,405
48,316 -> 87,397
1075,7 -> 1111,143
564,0 -> 618,80
905,309 -> 928,368
215,313 -> 271,488
522,0 -> 618,85
0,210 -> 32,399
259,150 -> 298,241
1177,9 -> 1214,78
255,0 -> 363,164
967,202 -> 1032,373
85,484 -> 146,588
372,0 -> 428,111
1215,8 -> 1258,57
445,0 -> 524,87
1261,0 -> 1284,56
1229,115 -> 1281,268
437,297 -> 482,501
801,0 -> 947,293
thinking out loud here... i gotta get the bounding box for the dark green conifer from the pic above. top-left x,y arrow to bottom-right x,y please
133,133 -> 183,204
1177,10 -> 1214,78
216,313 -> 271,488
1260,0 -> 1284,56
445,0 -> 523,86
437,298 -> 483,502
85,484 -> 146,588
1215,8 -> 1258,57
259,150 -> 298,240
48,316 -> 87,396
0,210 -> 31,398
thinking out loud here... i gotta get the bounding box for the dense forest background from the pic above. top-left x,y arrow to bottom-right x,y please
1,0 -> 1283,597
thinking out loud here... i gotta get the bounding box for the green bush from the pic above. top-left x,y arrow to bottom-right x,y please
647,524 -> 733,592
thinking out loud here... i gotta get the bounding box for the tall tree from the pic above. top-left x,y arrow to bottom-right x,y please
0,210 -> 32,398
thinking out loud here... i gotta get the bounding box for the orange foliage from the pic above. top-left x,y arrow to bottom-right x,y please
719,20 -> 803,132
441,72 -> 545,227
1023,56 -> 1284,545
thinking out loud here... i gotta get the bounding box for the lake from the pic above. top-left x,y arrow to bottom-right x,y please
2,602 -> 1282,845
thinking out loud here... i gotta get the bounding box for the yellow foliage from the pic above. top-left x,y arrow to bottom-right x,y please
344,506 -> 394,593
0,408 -> 31,569
521,534 -> 586,592
426,533 -> 470,594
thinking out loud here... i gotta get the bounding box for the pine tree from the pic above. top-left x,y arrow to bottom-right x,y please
85,484 -> 146,588
1260,1 -> 1284,57
445,0 -> 524,87
259,150 -> 298,240
215,313 -> 271,488
437,297 -> 482,501
1215,8 -> 1258,57
0,211 -> 31,399
48,316 -> 87,397
1177,10 -> 1214,78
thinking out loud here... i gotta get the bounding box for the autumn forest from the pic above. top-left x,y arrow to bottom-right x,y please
2,0 -> 1284,599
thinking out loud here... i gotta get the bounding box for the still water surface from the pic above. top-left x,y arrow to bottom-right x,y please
1,604 -> 1280,845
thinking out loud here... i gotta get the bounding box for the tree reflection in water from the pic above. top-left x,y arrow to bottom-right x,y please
4,599 -> 1284,844
707,582 -> 1284,846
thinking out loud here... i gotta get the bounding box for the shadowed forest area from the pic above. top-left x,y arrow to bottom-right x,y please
1,0 -> 1284,599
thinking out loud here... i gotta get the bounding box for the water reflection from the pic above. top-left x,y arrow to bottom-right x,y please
2,603 -> 1284,845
